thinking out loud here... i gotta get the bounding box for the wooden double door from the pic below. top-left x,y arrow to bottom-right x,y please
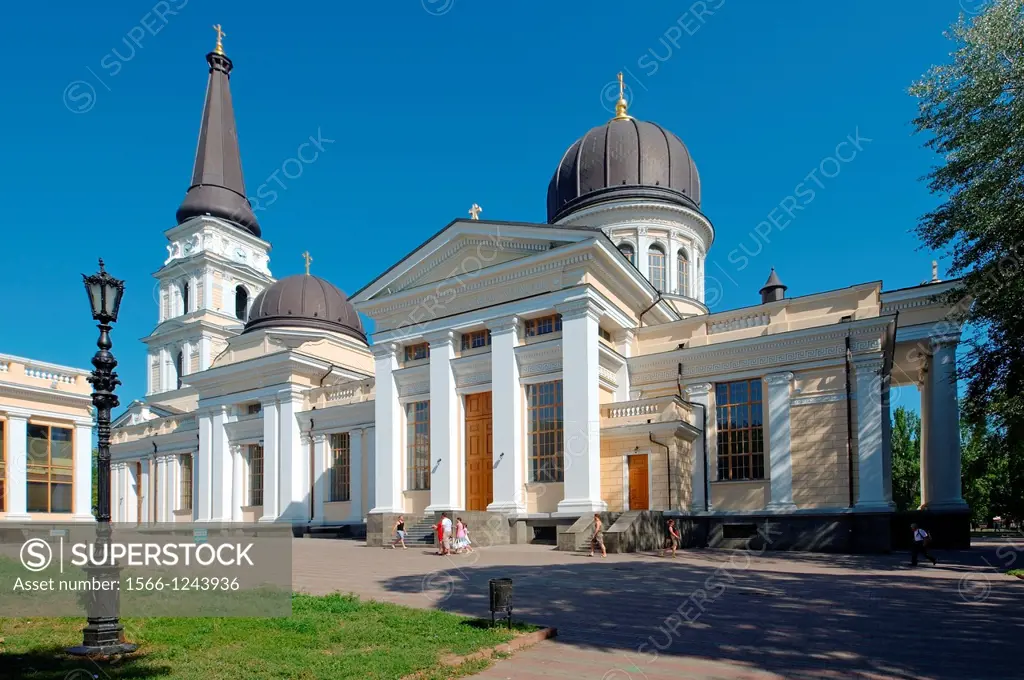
465,392 -> 493,511
627,454 -> 649,510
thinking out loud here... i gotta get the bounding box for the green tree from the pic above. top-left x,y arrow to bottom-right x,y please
911,0 -> 1024,524
891,407 -> 921,512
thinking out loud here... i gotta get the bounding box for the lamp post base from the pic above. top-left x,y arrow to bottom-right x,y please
67,619 -> 138,656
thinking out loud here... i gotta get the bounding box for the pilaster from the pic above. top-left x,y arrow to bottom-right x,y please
348,429 -> 364,521
425,330 -> 460,512
277,390 -> 308,522
259,397 -> 280,521
195,409 -> 214,521
764,372 -> 797,510
230,444 -> 244,522
854,358 -> 893,510
72,422 -> 95,521
210,406 -> 232,521
312,434 -> 328,524
488,315 -> 525,514
685,382 -> 713,512
555,299 -> 607,515
922,337 -> 968,511
371,343 -> 403,513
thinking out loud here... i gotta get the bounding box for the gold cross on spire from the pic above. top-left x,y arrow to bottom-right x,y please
302,251 -> 313,275
613,72 -> 631,120
468,203 -> 483,220
213,24 -> 226,55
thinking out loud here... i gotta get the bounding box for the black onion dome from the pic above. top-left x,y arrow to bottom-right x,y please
547,118 -> 701,223
244,274 -> 365,342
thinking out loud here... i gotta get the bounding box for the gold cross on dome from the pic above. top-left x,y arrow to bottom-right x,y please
213,24 -> 226,54
302,251 -> 313,275
468,203 -> 482,220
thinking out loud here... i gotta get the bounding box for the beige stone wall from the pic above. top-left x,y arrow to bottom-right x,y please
790,400 -> 858,508
403,490 -> 429,516
323,501 -> 352,522
710,481 -> 769,510
525,482 -> 562,514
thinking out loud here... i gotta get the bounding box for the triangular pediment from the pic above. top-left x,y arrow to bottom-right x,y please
352,219 -> 595,303
112,400 -> 178,429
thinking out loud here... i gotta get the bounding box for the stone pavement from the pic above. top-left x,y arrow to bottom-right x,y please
291,537 -> 1024,680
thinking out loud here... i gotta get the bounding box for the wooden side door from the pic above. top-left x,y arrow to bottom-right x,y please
465,392 -> 493,511
628,454 -> 649,510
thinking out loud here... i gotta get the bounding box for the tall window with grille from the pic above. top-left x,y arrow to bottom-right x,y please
648,244 -> 667,291
406,401 -> 430,490
618,242 -> 636,266
527,380 -> 564,482
179,454 -> 193,511
26,424 -> 73,513
715,379 -> 765,480
329,432 -> 351,502
677,249 -> 690,297
248,444 -> 264,506
404,342 -> 429,362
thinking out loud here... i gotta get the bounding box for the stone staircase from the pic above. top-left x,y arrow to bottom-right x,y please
403,516 -> 437,545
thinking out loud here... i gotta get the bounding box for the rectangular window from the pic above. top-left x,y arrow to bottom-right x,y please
26,423 -> 73,513
715,379 -> 765,480
404,342 -> 429,362
179,454 -> 193,510
246,403 -> 262,415
329,432 -> 351,502
598,327 -> 612,342
524,314 -> 562,338
527,380 -> 564,483
248,444 -> 264,506
406,401 -> 430,490
649,249 -> 667,291
0,420 -> 5,512
460,329 -> 491,351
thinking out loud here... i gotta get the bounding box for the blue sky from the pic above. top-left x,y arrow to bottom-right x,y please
0,0 -> 974,407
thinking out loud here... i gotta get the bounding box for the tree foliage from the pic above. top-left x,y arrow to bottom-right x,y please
911,0 -> 1024,522
891,407 -> 921,512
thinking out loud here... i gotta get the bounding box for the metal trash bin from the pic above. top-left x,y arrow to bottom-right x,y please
488,578 -> 513,628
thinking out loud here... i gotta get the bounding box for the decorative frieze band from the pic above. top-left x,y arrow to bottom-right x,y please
791,391 -> 852,406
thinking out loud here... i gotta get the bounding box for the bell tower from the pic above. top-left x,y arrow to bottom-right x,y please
144,27 -> 273,397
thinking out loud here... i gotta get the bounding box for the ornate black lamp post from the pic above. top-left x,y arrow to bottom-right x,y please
68,259 -> 137,656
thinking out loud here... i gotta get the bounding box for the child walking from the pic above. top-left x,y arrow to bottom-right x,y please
454,517 -> 467,553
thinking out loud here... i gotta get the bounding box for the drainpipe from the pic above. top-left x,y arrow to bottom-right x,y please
638,291 -> 664,328
674,363 -> 709,512
649,433 -> 671,510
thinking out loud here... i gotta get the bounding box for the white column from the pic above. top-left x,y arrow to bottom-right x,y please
199,336 -> 212,371
73,422 -> 94,521
277,390 -> 308,522
637,227 -> 652,282
917,364 -> 931,508
230,445 -> 244,522
210,407 -> 232,521
371,344 -> 403,513
260,398 -> 280,521
923,338 -> 968,510
366,426 -> 376,514
667,233 -> 678,295
169,454 -> 181,518
685,383 -> 712,513
153,457 -> 166,522
765,372 -> 797,510
556,299 -> 607,514
196,410 -> 214,521
139,459 -> 150,523
5,415 -> 28,520
110,464 -> 120,522
312,434 -> 328,524
854,358 -> 893,509
425,331 -> 460,512
348,429 -> 363,521
126,462 -> 139,524
488,316 -> 525,514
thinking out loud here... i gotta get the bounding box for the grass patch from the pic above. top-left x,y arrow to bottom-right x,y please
0,593 -> 537,679
1008,569 -> 1024,578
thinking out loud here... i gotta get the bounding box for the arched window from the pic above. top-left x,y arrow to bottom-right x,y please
618,242 -> 636,266
235,285 -> 249,321
677,249 -> 690,297
181,280 -> 190,314
648,244 -> 666,292
175,350 -> 184,390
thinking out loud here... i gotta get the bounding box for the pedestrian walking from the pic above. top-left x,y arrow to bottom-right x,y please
453,517 -> 467,553
588,513 -> 607,558
441,512 -> 453,555
390,515 -> 408,550
661,518 -> 681,558
435,516 -> 445,555
462,521 -> 474,553
910,523 -> 937,566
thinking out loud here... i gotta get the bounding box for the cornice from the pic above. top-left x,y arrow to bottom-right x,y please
393,236 -> 549,292
764,372 -> 795,386
486,315 -> 520,335
0,381 -> 94,409
559,200 -> 715,248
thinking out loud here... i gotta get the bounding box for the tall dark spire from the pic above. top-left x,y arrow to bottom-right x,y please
759,268 -> 787,304
175,31 -> 261,237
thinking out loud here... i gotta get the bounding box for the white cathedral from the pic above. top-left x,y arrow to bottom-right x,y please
109,41 -> 969,552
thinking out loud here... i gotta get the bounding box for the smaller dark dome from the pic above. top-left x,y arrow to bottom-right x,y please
244,274 -> 365,342
547,118 -> 701,223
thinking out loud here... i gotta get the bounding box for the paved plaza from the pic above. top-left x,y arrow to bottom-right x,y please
292,537 -> 1024,679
